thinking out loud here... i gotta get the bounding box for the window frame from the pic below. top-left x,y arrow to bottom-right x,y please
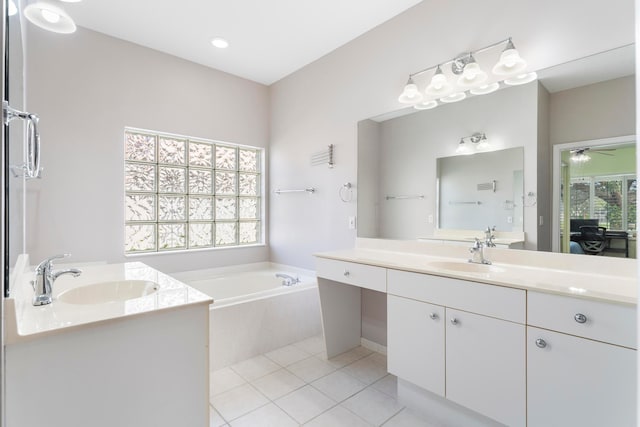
123,127 -> 265,256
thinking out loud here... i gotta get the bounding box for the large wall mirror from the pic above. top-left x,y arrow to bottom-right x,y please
357,44 -> 635,255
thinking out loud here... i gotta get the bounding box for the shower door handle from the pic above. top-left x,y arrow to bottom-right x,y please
3,100 -> 42,179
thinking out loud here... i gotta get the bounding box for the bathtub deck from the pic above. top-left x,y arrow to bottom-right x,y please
209,335 -> 435,426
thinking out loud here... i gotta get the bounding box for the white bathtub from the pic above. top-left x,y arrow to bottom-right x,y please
172,262 -> 322,370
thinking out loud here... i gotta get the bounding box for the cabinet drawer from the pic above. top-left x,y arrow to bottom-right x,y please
316,258 -> 386,292
528,292 -> 636,349
388,269 -> 525,323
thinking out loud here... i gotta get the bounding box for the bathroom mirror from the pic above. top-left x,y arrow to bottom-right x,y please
437,147 -> 524,232
357,44 -> 635,252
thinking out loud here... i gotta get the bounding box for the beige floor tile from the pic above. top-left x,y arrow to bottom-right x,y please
293,335 -> 326,355
275,385 -> 336,424
251,368 -> 306,400
230,355 -> 281,382
371,374 -> 398,398
265,344 -> 311,366
211,367 -> 247,397
212,383 -> 269,421
342,387 -> 404,426
287,355 -> 336,383
311,370 -> 367,402
229,403 -> 298,427
305,405 -> 373,427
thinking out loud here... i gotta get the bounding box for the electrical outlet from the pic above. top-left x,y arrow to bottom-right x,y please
539,215 -> 544,226
507,216 -> 513,224
428,214 -> 433,224
348,216 -> 357,230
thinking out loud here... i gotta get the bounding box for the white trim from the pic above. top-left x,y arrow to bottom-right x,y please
551,135 -> 636,252
360,337 -> 387,355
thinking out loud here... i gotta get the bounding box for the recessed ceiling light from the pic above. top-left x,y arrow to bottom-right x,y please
211,37 -> 229,49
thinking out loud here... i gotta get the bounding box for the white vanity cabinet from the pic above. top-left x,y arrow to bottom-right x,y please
387,270 -> 526,427
527,292 -> 637,427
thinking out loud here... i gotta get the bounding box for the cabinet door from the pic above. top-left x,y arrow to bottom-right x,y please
446,308 -> 525,427
387,295 -> 445,396
528,327 -> 637,427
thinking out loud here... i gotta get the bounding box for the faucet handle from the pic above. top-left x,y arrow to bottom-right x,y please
36,253 -> 70,273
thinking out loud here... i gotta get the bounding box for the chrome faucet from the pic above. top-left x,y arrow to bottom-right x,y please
32,254 -> 82,306
275,273 -> 300,286
469,238 -> 491,265
484,226 -> 496,247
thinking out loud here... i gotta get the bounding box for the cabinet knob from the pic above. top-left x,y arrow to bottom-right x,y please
535,338 -> 547,348
429,313 -> 439,320
450,318 -> 459,325
574,313 -> 587,324
343,270 -> 350,277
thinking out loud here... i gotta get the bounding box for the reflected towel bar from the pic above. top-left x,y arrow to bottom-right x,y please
449,201 -> 482,205
386,195 -> 425,200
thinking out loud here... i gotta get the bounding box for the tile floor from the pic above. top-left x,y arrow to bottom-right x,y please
210,335 -> 435,426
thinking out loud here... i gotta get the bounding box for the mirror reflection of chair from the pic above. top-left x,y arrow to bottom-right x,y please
578,226 -> 607,255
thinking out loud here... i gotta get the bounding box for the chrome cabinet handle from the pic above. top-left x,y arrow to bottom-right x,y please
450,318 -> 458,325
3,101 -> 42,179
574,313 -> 587,324
343,270 -> 350,277
429,313 -> 438,320
535,338 -> 547,348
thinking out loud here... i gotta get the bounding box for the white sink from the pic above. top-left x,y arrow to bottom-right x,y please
58,280 -> 160,305
427,261 -> 506,274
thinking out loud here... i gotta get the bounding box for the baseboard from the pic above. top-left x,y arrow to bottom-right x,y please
360,337 -> 387,355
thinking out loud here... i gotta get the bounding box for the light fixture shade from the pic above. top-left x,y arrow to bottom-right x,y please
440,92 -> 466,103
492,45 -> 527,76
24,2 -> 77,33
398,77 -> 424,104
8,0 -> 18,16
211,37 -> 229,49
425,65 -> 453,97
457,60 -> 488,88
504,71 -> 537,86
414,100 -> 438,110
476,135 -> 490,151
456,140 -> 472,155
470,82 -> 500,96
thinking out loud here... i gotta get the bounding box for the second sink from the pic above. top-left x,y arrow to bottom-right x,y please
426,261 -> 506,274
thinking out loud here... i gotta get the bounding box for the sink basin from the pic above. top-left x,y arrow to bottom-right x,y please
58,280 -> 160,305
427,261 -> 506,274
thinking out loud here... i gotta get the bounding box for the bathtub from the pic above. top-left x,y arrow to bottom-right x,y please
172,262 -> 322,370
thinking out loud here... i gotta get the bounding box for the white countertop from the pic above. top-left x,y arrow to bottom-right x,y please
315,239 -> 637,305
5,259 -> 213,344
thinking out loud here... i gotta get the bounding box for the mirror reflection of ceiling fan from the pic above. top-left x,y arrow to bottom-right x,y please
570,147 -> 615,163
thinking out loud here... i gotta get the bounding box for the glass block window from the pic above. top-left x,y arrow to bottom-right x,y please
124,129 -> 262,254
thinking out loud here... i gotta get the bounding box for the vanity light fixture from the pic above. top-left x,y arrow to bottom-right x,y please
24,1 -> 77,34
398,37 -> 534,110
456,132 -> 490,154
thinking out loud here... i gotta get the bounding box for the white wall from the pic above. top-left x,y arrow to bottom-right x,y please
269,0 -> 634,270
549,75 -> 635,144
25,27 -> 270,272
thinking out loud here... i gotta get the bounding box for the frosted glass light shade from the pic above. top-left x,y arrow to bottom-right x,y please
470,82 -> 500,95
476,137 -> 490,151
8,0 -> 17,16
425,66 -> 453,97
457,62 -> 488,88
504,72 -> 537,86
414,100 -> 438,110
493,48 -> 527,76
398,77 -> 423,104
24,2 -> 77,33
456,141 -> 472,155
440,92 -> 466,103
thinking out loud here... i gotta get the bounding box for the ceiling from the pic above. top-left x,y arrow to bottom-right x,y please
62,0 -> 423,85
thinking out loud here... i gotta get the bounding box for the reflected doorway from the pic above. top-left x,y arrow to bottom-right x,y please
553,137 -> 636,257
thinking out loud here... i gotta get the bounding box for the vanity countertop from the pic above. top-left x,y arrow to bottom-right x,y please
315,238 -> 637,305
5,258 -> 213,344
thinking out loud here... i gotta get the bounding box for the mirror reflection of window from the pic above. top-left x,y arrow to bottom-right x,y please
560,143 -> 636,258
